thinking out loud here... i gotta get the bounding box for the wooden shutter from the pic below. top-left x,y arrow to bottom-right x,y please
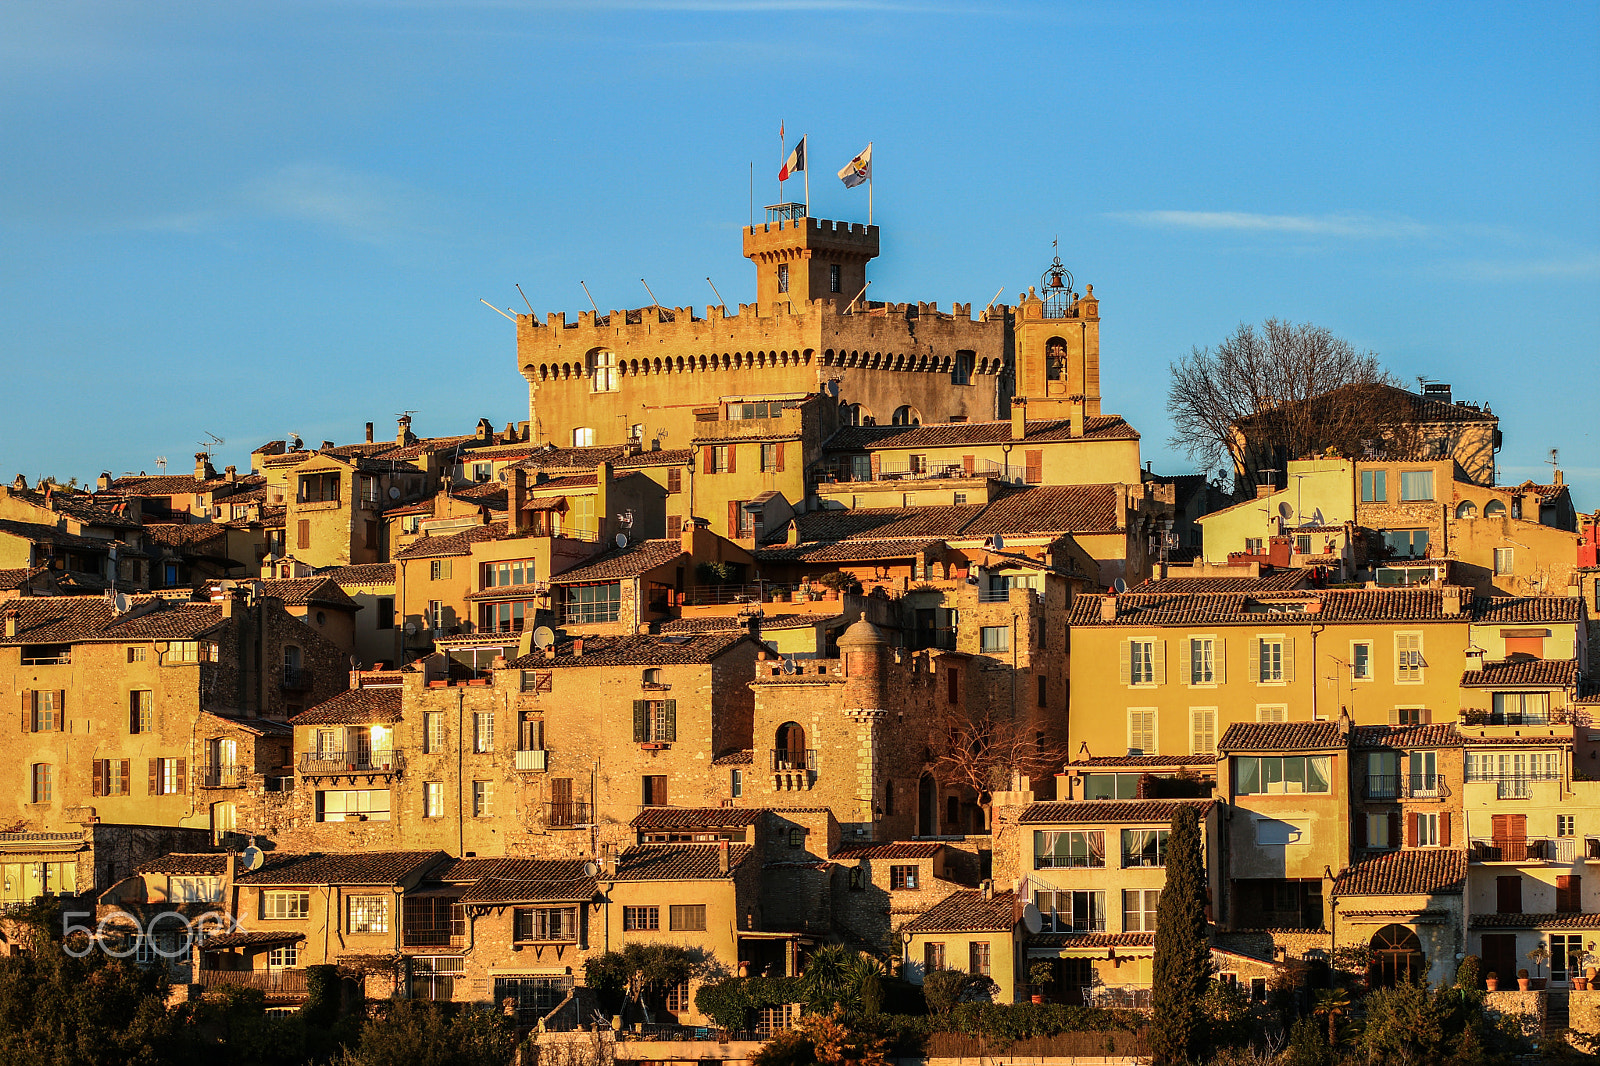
21,692 -> 30,732
148,758 -> 159,795
297,519 -> 311,549
1439,811 -> 1451,847
663,700 -> 677,742
1353,812 -> 1366,848
962,454 -> 975,475
551,777 -> 572,806
1118,641 -> 1131,685
53,691 -> 65,730
667,515 -> 682,536
1557,876 -> 1580,914
727,501 -> 740,538
1247,640 -> 1260,683
1215,638 -> 1227,683
92,761 -> 104,797
1153,641 -> 1167,685
1405,812 -> 1418,848
175,758 -> 186,794
119,759 -> 130,795
1281,639 -> 1294,683
774,443 -> 785,472
633,701 -> 648,743
725,445 -> 736,474
667,468 -> 682,494
364,521 -> 378,549
1025,450 -> 1043,484
1496,875 -> 1522,915
701,446 -> 714,474
1388,811 -> 1402,850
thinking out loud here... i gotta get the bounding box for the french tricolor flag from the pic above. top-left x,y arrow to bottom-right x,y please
779,136 -> 806,181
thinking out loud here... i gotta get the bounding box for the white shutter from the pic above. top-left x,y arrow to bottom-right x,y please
1247,639 -> 1261,683
1215,638 -> 1227,683
1282,637 -> 1295,683
1191,709 -> 1216,754
1119,641 -> 1131,686
1153,641 -> 1167,686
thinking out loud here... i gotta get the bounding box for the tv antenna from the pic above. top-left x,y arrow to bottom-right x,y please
197,432 -> 225,449
155,456 -> 168,473
1547,448 -> 1560,476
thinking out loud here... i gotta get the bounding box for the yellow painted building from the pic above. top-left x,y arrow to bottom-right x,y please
901,887 -> 1024,1003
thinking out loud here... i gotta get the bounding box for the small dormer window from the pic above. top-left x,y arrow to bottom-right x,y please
643,668 -> 662,686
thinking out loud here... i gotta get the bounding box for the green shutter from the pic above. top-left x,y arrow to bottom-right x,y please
633,701 -> 647,743
663,700 -> 677,742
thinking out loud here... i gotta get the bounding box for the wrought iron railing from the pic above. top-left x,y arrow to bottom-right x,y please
282,667 -> 313,690
198,764 -> 246,789
1364,774 -> 1447,799
197,969 -> 306,993
771,749 -> 817,772
298,749 -> 403,775
546,801 -> 591,828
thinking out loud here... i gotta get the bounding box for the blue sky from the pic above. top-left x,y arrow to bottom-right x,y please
2,1 -> 1596,507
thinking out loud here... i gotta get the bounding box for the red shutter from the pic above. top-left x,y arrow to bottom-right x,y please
701,447 -> 714,474
726,445 -> 736,474
775,442 -> 785,473
1439,811 -> 1451,847
92,761 -> 104,797
1405,813 -> 1418,848
727,501 -> 740,538
1557,876 -> 1580,914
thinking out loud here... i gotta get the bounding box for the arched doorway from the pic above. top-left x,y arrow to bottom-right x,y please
1369,924 -> 1425,987
775,723 -> 807,771
891,405 -> 922,426
918,774 -> 936,837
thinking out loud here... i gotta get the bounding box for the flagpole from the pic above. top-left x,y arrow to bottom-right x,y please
779,125 -> 785,207
868,142 -> 874,226
804,137 -> 810,216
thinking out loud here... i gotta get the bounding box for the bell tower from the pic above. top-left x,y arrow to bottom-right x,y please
742,205 -> 880,308
1012,251 -> 1101,434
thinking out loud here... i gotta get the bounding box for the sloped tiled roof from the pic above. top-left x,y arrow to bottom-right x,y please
1020,800 -> 1213,825
15,488 -> 142,528
712,749 -> 754,766
1068,588 -> 1582,627
200,930 -> 305,948
1066,754 -> 1218,767
320,563 -> 397,586
1219,722 -> 1347,751
546,539 -> 683,584
290,687 -> 402,726
200,711 -> 293,736
431,857 -> 507,882
1134,571 -> 1311,594
137,853 -> 229,875
779,506 -> 984,544
825,416 -> 1138,452
393,523 -> 507,560
1461,659 -> 1579,688
456,858 -> 597,904
1029,931 -> 1156,949
503,631 -> 757,670
1472,597 -> 1585,623
259,577 -> 358,610
832,842 -> 942,861
904,890 -> 1017,933
631,807 -> 762,830
1352,724 -> 1461,749
0,596 -> 225,645
235,850 -> 445,886
0,566 -> 47,590
756,537 -> 944,564
0,518 -> 120,552
613,844 -> 751,881
963,485 -> 1121,536
1469,912 -> 1600,929
1332,850 -> 1468,896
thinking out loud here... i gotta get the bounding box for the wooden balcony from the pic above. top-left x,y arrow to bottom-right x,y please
197,968 -> 306,994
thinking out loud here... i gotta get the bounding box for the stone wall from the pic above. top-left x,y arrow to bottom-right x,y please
1483,988 -> 1544,1038
1569,989 -> 1600,1036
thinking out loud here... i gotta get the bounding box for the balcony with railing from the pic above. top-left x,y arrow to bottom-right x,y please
771,748 -> 817,792
1040,916 -> 1107,933
813,456 -> 1015,486
298,749 -> 404,777
197,764 -> 246,789
546,801 -> 592,828
197,968 -> 306,994
1470,837 -> 1572,863
281,666 -> 314,691
1363,774 -> 1448,800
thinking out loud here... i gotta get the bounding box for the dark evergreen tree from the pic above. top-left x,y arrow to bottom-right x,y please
1147,805 -> 1213,1065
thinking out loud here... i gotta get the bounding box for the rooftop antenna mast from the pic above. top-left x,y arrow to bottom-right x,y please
580,282 -> 600,315
479,298 -> 517,323
515,284 -> 535,315
155,456 -> 168,474
197,432 -> 225,449
640,279 -> 662,307
706,278 -> 727,308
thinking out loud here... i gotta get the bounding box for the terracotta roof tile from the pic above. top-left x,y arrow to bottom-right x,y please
1332,850 -> 1468,896
1219,722 -> 1347,751
1461,659 -> 1579,688
613,844 -> 751,881
712,750 -> 754,766
630,807 -> 762,830
137,853 -> 229,875
456,858 -> 597,904
1469,912 -> 1600,929
963,485 -> 1122,537
832,842 -> 943,860
904,890 -> 1017,933
201,711 -> 293,736
1067,754 -> 1218,768
503,631 -> 755,669
201,930 -> 306,948
1134,571 -> 1311,594
660,613 -> 840,634
14,489 -> 141,528
235,850 -> 445,886
756,537 -> 945,564
394,523 -> 507,560
370,434 -> 481,461
320,563 -> 396,586
258,577 -> 359,610
780,506 -> 983,545
0,567 -> 47,590
291,687 -> 402,726
1019,800 -> 1214,825
1352,724 -> 1461,748
0,596 -> 225,645
0,518 -> 122,553
1029,932 -> 1155,949
827,416 -> 1138,452
1067,588 -> 1580,628
547,539 -> 683,584
432,857 -> 507,882
1471,597 -> 1585,623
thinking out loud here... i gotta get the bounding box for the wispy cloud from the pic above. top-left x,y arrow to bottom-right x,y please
242,163 -> 434,244
1435,254 -> 1600,282
1107,210 -> 1433,240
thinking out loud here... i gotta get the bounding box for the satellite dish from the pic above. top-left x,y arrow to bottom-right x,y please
1021,902 -> 1043,935
240,846 -> 265,871
990,534 -> 1004,552
615,533 -> 628,548
388,486 -> 401,500
113,592 -> 130,614
782,658 -> 797,675
1113,578 -> 1127,594
403,621 -> 420,635
1278,502 -> 1293,519
1310,508 -> 1326,526
533,626 -> 556,650
582,861 -> 600,878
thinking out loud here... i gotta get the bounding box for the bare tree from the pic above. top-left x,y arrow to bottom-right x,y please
930,702 -> 1070,822
1167,319 -> 1402,490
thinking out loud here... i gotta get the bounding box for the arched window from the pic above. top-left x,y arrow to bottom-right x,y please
774,723 -> 807,771
1455,501 -> 1477,519
1045,337 -> 1068,380
210,801 -> 236,844
1369,925 -> 1424,987
587,349 -> 618,392
1484,499 -> 1506,517
891,405 -> 922,427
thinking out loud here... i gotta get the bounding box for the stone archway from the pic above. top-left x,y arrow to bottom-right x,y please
1369,924 -> 1425,987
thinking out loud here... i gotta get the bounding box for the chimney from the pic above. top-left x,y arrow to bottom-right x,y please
365,421 -> 374,443
1442,586 -> 1464,615
718,840 -> 730,875
194,453 -> 215,480
477,418 -> 492,442
4,610 -> 17,638
1555,469 -> 1564,486
1010,400 -> 1027,440
319,440 -> 334,452
980,878 -> 993,901
96,472 -> 112,491
397,415 -> 414,446
738,609 -> 762,643
1069,398 -> 1084,439
224,851 -> 238,888
510,468 -> 530,532
224,465 -> 237,483
573,636 -> 584,657
1099,594 -> 1117,622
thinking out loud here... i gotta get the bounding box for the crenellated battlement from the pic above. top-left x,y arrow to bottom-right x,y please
743,216 -> 878,244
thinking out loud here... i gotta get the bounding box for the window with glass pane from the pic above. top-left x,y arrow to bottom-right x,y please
923,942 -> 945,971
1492,692 -> 1549,724
1034,889 -> 1105,932
669,905 -> 707,931
1130,640 -> 1155,684
1351,643 -> 1372,680
347,896 -> 388,934
968,941 -> 991,975
1082,773 -> 1142,800
1233,756 -> 1332,795
1399,470 -> 1434,501
515,907 -> 578,942
1361,469 -> 1387,502
1033,830 -> 1105,869
1258,640 -> 1284,682
1383,529 -> 1429,558
623,906 -> 659,930
563,583 -> 621,624
268,945 -> 298,968
1190,639 -> 1215,684
1121,829 -> 1169,868
264,891 -> 310,919
1122,889 -> 1160,932
980,626 -> 1009,653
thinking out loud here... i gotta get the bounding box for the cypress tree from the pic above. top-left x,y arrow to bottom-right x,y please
1148,804 -> 1214,1065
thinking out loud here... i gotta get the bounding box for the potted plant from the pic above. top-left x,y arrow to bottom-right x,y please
1528,943 -> 1550,990
1517,968 -> 1531,992
1572,950 -> 1590,991
1588,941 -> 1598,984
1028,961 -> 1055,1005
1485,971 -> 1499,992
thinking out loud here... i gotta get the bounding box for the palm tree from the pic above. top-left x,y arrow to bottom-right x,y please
1312,988 -> 1353,1046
